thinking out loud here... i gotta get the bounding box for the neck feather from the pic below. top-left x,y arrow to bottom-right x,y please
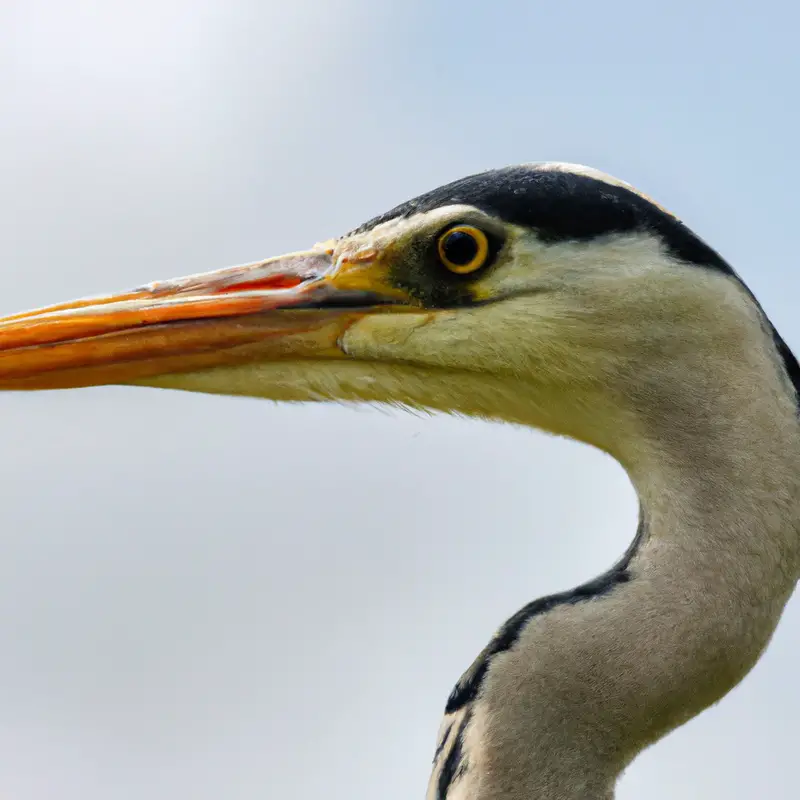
428,334 -> 800,800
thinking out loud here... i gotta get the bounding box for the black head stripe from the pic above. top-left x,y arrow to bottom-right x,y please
350,165 -> 726,269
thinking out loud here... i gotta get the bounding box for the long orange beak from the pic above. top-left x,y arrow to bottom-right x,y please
0,248 -> 414,390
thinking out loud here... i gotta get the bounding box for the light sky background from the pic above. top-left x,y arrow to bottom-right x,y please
0,1 -> 798,798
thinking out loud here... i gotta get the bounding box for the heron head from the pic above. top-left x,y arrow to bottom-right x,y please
0,163 -> 793,460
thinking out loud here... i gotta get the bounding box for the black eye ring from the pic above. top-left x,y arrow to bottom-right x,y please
437,225 -> 490,274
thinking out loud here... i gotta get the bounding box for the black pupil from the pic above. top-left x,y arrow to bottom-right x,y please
442,230 -> 479,266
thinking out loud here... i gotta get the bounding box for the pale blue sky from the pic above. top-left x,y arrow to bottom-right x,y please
0,2 -> 798,798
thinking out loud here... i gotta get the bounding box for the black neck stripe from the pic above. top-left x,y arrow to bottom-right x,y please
445,514 -> 647,714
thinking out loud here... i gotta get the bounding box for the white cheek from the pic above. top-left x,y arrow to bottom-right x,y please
340,313 -> 436,360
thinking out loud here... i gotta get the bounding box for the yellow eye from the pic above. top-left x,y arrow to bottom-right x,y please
437,225 -> 490,274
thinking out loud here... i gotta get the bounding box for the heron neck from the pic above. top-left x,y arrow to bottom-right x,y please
458,364 -> 800,800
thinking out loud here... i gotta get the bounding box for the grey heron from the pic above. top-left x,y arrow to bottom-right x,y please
0,162 -> 796,800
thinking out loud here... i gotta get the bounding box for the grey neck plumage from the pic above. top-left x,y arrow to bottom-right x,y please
428,318 -> 800,800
